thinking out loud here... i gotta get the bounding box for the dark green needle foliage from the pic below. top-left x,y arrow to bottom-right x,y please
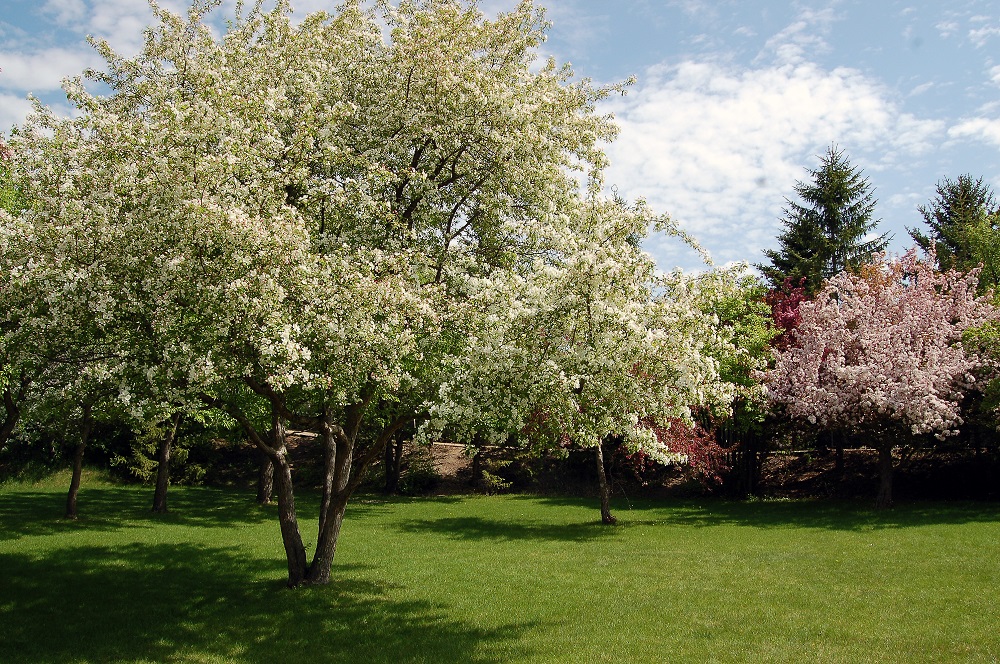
908,174 -> 1000,292
759,146 -> 889,295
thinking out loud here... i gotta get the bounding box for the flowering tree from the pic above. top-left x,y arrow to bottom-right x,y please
765,277 -> 807,351
5,0 -> 643,584
426,196 -> 736,523
765,249 -> 996,507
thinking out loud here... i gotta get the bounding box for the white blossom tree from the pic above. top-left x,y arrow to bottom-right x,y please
765,249 -> 996,508
5,0 -> 654,584
425,195 -> 736,523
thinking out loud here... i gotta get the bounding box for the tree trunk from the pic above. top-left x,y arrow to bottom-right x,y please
65,405 -> 92,520
471,449 -> 483,488
835,431 -> 845,473
318,412 -> 339,537
875,444 -> 894,510
152,412 -> 182,514
0,387 -> 22,453
594,441 -> 617,525
384,433 -> 404,494
310,419 -> 355,584
270,417 -> 308,587
307,494 -> 349,585
308,414 -> 406,585
257,452 -> 274,505
205,389 -> 311,587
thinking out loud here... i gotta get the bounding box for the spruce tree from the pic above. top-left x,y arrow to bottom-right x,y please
758,146 -> 889,295
907,174 -> 998,274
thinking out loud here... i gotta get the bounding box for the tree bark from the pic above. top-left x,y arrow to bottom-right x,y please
65,404 -> 92,520
257,451 -> 274,505
152,412 -> 182,514
470,449 -> 483,488
594,441 -> 617,525
384,433 -> 404,494
307,414 -> 407,585
318,415 -> 338,538
0,387 -> 22,453
835,430 -> 845,473
875,444 -> 894,510
270,416 -> 308,587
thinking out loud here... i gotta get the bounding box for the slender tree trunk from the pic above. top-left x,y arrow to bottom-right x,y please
257,452 -> 274,505
310,422 -> 354,585
318,411 -> 338,537
152,412 -> 182,514
307,494 -> 350,585
0,388 -> 22,453
65,405 -> 92,520
875,444 -> 894,510
384,433 -> 404,494
205,389 -> 311,587
835,431 -> 845,473
308,413 -> 406,585
594,441 -> 617,525
270,416 -> 308,587
471,449 -> 483,488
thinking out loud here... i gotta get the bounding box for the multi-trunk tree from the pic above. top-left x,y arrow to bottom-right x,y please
765,249 -> 995,508
759,146 -> 889,295
6,0 -> 684,585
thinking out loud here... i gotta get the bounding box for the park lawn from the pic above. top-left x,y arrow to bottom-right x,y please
1,470 -> 999,663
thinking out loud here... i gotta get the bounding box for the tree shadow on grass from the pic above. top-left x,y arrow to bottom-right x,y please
502,494 -> 1000,533
0,486 -> 281,541
0,542 -> 537,663
396,515 -> 619,543
0,486 -> 464,544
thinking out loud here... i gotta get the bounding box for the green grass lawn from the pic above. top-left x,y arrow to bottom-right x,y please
2,470 -> 999,663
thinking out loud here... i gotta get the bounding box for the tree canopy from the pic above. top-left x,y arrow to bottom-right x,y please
1,0 -> 734,583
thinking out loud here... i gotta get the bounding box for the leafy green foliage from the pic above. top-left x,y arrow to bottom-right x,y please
0,139 -> 24,215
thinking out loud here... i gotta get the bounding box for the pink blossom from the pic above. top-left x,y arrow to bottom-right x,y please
766,249 -> 996,440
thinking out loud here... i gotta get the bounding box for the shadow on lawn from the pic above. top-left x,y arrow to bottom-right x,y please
506,495 -> 1000,533
0,542 -> 536,663
0,485 -> 461,542
396,515 -> 618,543
0,485 -> 278,541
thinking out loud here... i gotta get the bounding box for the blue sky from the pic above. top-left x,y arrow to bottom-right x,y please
1,0 -> 999,272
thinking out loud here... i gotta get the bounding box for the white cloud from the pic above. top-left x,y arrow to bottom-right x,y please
0,47 -> 102,93
0,44 -> 101,94
949,117 -> 1000,148
41,0 -> 87,26
0,93 -> 34,133
600,59 -> 943,269
758,7 -> 837,65
935,21 -> 960,38
969,24 -> 1000,47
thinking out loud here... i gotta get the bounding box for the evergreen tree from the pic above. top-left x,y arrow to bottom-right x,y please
758,146 -> 889,295
907,174 -> 998,279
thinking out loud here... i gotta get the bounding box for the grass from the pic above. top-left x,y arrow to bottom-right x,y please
2,469 -> 999,663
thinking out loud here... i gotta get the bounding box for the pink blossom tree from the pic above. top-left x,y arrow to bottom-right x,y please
765,249 -> 996,508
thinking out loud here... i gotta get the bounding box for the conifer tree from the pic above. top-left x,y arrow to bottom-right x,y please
908,175 -> 999,290
759,146 -> 888,295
